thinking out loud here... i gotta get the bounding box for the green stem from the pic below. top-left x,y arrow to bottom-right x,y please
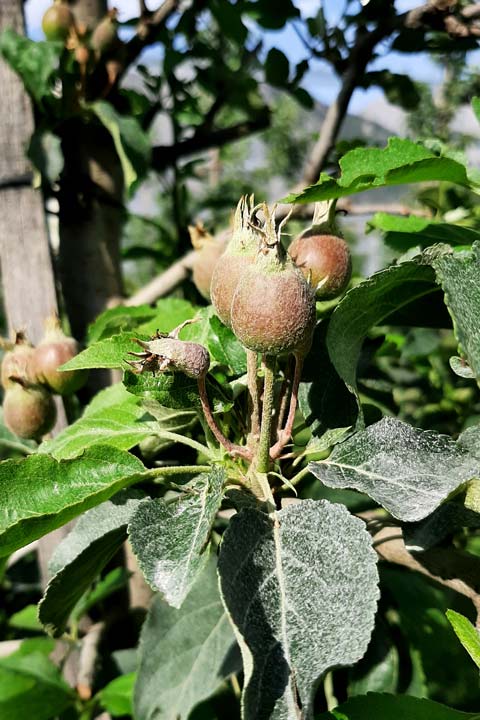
148,464 -> 211,478
247,349 -> 260,439
256,355 -> 276,474
197,375 -> 252,461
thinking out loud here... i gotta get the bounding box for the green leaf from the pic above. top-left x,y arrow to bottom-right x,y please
283,137 -> 480,204
326,257 -> 438,400
27,129 -> 63,185
0,446 -> 144,557
265,48 -> 290,86
74,566 -> 130,620
318,693 -> 480,720
134,558 -> 238,720
449,356 -> 475,379
61,332 -> 144,371
446,609 -> 480,668
218,499 -> 379,718
9,605 -> 42,632
87,305 -> 157,343
91,101 -> 152,195
208,315 -> 247,375
309,417 -> 477,522
298,323 -> 358,436
87,297 -> 197,344
0,30 -> 62,104
403,501 -> 480,551
39,386 -> 156,460
362,70 -> 420,110
129,468 -> 225,608
124,370 -> 231,414
0,650 -> 75,720
99,673 -> 136,717
348,622 -> 399,696
39,489 -> 145,636
0,409 -> 35,456
368,213 -> 480,253
432,244 -> 480,383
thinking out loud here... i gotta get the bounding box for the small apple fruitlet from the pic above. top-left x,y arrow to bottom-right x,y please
210,195 -> 261,328
289,201 -> 352,299
231,203 -> 316,357
4,379 -> 56,440
31,316 -> 88,395
42,0 -> 74,42
1,332 -> 35,391
127,319 -> 210,379
189,223 -> 227,301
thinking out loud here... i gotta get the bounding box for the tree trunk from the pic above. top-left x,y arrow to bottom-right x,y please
0,0 -> 69,588
57,0 -> 124,344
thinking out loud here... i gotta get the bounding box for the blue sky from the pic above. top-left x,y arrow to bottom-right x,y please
24,0 -> 459,114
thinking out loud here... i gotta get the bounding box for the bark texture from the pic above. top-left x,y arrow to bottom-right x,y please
0,0 -> 69,588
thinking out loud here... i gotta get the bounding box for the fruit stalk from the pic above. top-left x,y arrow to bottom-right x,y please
270,353 -> 304,460
197,375 -> 252,461
247,349 -> 260,440
255,354 -> 276,474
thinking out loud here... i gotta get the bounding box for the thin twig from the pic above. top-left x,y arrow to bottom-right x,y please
77,622 -> 105,701
371,523 -> 480,628
197,375 -> 252,461
270,354 -> 303,460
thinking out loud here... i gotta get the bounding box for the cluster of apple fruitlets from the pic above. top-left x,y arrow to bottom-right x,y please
209,197 -> 351,355
1,318 -> 87,440
42,1 -> 124,92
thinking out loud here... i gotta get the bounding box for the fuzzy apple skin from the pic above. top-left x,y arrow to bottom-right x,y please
91,16 -> 118,54
1,346 -> 35,390
211,252 -> 255,328
4,384 -> 56,440
231,262 -> 316,356
192,240 -> 226,301
42,3 -> 74,41
289,233 -> 352,299
31,340 -> 87,395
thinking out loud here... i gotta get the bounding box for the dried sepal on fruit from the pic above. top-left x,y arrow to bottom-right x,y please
1,332 -> 35,391
210,195 -> 260,328
127,320 -> 210,379
3,378 -> 56,440
288,200 -> 352,299
231,203 -> 316,357
30,316 -> 88,395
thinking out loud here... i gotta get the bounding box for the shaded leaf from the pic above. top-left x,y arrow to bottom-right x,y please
283,137 -> 480,204
218,499 -> 379,719
326,257 -> 438,399
39,490 -> 145,636
129,468 -> 225,608
0,446 -> 144,557
309,417 -> 477,522
265,48 -> 289,86
0,30 -> 61,104
99,673 -> 136,717
404,501 -> 480,551
318,693 -> 480,720
348,622 -> 399,696
432,244 -> 480,383
446,609 -> 480,668
0,650 -> 75,720
27,129 -> 63,184
368,212 -> 480,253
134,558 -> 238,720
91,101 -> 151,194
